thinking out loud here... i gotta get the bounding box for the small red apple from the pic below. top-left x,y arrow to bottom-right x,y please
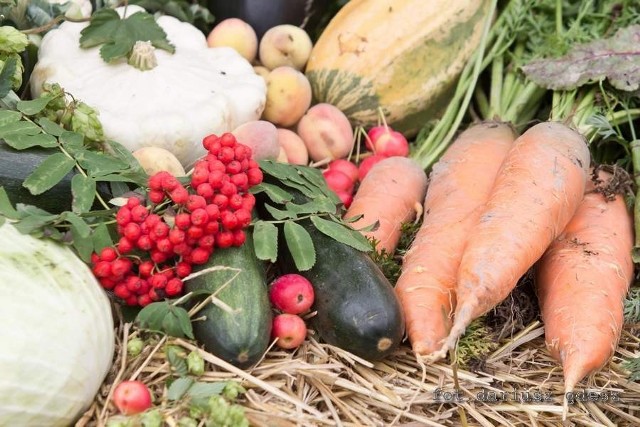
365,125 -> 386,151
327,159 -> 359,184
271,313 -> 307,349
112,380 -> 152,415
336,190 -> 353,208
269,274 -> 315,314
323,169 -> 354,194
358,154 -> 386,181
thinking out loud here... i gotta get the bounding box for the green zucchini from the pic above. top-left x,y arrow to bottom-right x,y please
185,233 -> 272,368
280,221 -> 405,361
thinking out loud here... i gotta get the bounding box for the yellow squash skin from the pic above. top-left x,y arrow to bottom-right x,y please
306,0 -> 492,135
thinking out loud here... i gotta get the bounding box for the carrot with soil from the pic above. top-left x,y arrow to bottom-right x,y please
344,156 -> 427,255
396,121 -> 517,356
535,168 -> 634,403
433,121 -> 591,360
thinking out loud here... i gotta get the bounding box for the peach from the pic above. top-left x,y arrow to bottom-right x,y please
207,18 -> 258,63
277,128 -> 309,165
259,24 -> 313,71
296,103 -> 354,162
231,120 -> 280,160
262,66 -> 312,127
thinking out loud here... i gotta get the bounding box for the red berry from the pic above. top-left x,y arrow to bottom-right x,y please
93,261 -> 112,278
230,173 -> 249,191
204,221 -> 220,235
126,276 -> 143,293
175,262 -> 192,278
130,205 -> 149,223
216,230 -> 234,248
220,133 -> 236,147
117,237 -> 134,254
172,243 -> 190,255
169,228 -> 186,245
205,204 -> 220,221
156,238 -> 173,253
138,261 -> 154,278
169,187 -> 189,204
234,145 -> 248,161
126,197 -> 141,209
114,284 -> 131,300
247,168 -> 263,185
138,294 -> 153,307
144,214 -> 161,228
150,250 -> 169,264
219,146 -> 235,163
148,172 -> 166,191
148,189 -> 165,204
116,207 -> 132,226
208,159 -> 226,172
198,234 -> 215,248
221,211 -> 238,230
165,278 -> 183,297
242,193 -> 256,211
228,194 -> 244,210
148,288 -> 161,301
190,165 -> 210,187
123,223 -> 142,241
187,226 -> 204,240
235,208 -> 252,228
149,274 -> 168,289
220,181 -> 237,197
99,277 -> 117,290
111,258 -> 133,277
186,195 -> 207,212
233,229 -> 246,246
212,194 -> 228,209
161,174 -> 181,191
208,170 -> 225,188
91,252 -> 100,264
196,183 -> 214,199
136,235 -> 153,251
190,247 -> 211,265
174,213 -> 191,230
100,247 -> 118,262
202,134 -> 220,151
152,222 -> 170,239
226,160 -> 242,174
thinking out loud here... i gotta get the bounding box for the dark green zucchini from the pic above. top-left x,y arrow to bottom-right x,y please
0,140 -> 112,213
280,221 -> 405,361
185,233 -> 272,368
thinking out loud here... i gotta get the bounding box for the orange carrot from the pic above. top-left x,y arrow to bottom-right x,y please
433,121 -> 591,360
395,122 -> 517,355
535,168 -> 633,400
345,156 -> 427,254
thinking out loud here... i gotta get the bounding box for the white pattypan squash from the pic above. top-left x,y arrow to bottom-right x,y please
46,0 -> 93,19
31,5 -> 267,168
0,222 -> 115,427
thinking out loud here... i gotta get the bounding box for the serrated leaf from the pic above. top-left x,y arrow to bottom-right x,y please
283,220 -> 315,271
186,382 -> 226,400
23,152 -> 75,195
164,306 -> 194,339
287,198 -> 337,216
166,345 -> 189,376
522,25 -> 640,91
74,149 -> 129,177
2,132 -> 57,149
0,110 -> 21,126
167,377 -> 194,401
79,8 -> 175,63
0,55 -> 17,98
264,203 -> 297,220
0,120 -> 42,136
92,222 -> 114,253
60,131 -> 85,153
71,174 -> 96,214
277,179 -> 318,199
11,213 -> 56,234
310,216 -> 372,252
62,211 -> 91,238
0,187 -> 19,220
16,94 -> 54,115
252,221 -> 278,262
36,117 -> 65,136
137,302 -> 172,331
251,182 -> 293,204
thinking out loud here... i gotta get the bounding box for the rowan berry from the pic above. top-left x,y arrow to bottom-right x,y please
100,247 -> 118,262
212,194 -> 228,209
190,247 -> 211,265
247,168 -> 263,185
221,211 -> 238,230
220,133 -> 236,147
114,284 -> 131,300
169,228 -> 186,245
138,261 -> 154,278
186,195 -> 207,212
137,235 -> 153,251
137,294 -> 153,307
233,229 -> 246,247
220,182 -> 237,197
208,170 -> 225,188
162,174 -> 181,191
198,234 -> 215,248
148,189 -> 165,204
149,274 -> 168,289
116,207 -> 132,226
190,208 -> 209,226
156,238 -> 173,254
187,226 -> 204,240
117,237 -> 134,254
174,212 -> 191,230
235,208 -> 252,228
204,220 -> 220,235
191,165 -> 210,187
216,230 -> 234,248
111,258 -> 133,277
165,278 -> 183,297
170,186 -> 189,204
196,183 -> 214,199
205,204 -> 220,221
123,222 -> 142,241
175,262 -> 192,278
93,261 -> 112,278
131,205 -> 149,223
231,173 -> 249,191
219,146 -> 235,163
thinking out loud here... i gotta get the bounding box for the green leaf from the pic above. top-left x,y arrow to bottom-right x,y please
252,221 -> 278,262
71,174 -> 96,214
137,302 -> 172,331
167,377 -> 194,401
0,110 -> 21,126
16,94 -> 54,115
60,131 -> 85,153
11,213 -> 56,234
2,132 -> 57,149
186,382 -> 227,400
251,182 -> 293,204
164,306 -> 195,339
36,117 -> 65,136
23,153 -> 75,195
166,345 -> 190,377
0,55 -> 17,98
74,149 -> 129,177
264,203 -> 297,221
79,8 -> 175,63
62,211 -> 91,238
92,222 -> 114,253
0,187 -> 19,220
283,220 -> 315,271
287,198 -> 337,216
310,216 -> 372,252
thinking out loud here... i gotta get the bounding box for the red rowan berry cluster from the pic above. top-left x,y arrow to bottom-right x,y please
90,133 -> 263,307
